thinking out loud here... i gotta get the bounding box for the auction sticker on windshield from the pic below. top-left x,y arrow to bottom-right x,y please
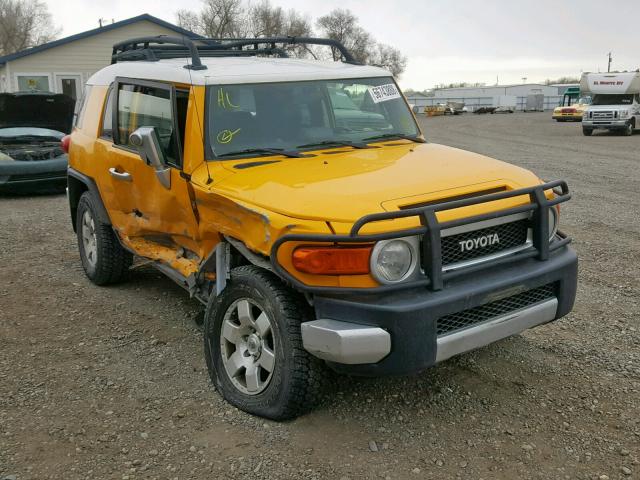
368,84 -> 401,103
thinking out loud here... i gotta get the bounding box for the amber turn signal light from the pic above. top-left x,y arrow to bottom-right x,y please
292,246 -> 372,275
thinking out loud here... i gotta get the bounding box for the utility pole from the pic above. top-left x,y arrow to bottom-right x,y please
607,52 -> 612,72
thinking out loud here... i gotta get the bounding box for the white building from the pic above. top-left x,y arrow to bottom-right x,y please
422,83 -> 571,111
0,14 -> 200,105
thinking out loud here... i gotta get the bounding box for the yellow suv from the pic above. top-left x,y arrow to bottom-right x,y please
67,36 -> 578,420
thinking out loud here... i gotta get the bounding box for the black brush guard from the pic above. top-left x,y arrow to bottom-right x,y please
270,180 -> 572,295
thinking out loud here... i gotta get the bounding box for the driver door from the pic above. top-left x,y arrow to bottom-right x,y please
96,78 -> 200,257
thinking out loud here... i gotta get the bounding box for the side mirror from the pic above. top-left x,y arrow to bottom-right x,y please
129,127 -> 171,189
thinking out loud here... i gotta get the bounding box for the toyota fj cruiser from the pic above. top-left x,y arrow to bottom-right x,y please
67,36 -> 578,420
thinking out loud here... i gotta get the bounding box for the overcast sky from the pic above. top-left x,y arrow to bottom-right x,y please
44,0 -> 639,90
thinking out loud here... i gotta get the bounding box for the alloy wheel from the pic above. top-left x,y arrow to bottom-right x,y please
219,298 -> 276,395
81,210 -> 98,268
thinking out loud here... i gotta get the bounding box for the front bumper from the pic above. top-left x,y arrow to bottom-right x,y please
582,119 -> 630,129
0,156 -> 67,193
553,113 -> 582,121
303,244 -> 577,376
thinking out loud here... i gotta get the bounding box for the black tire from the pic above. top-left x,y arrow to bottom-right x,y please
623,121 -> 634,136
76,191 -> 132,285
582,127 -> 593,136
204,265 -> 328,420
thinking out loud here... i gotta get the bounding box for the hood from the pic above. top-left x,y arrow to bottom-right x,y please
0,92 -> 75,133
213,143 -> 541,223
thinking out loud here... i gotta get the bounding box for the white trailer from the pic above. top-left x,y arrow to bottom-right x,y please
581,71 -> 640,136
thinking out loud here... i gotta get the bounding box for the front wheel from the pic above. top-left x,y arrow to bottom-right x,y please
582,127 -> 593,136
623,121 -> 634,136
204,265 -> 328,420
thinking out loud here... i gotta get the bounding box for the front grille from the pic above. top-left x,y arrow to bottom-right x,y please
440,219 -> 529,267
436,284 -> 556,336
592,111 -> 613,119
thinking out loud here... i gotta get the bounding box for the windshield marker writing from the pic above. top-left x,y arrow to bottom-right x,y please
217,128 -> 241,144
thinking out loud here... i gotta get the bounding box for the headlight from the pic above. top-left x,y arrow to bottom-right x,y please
620,110 -> 629,118
548,206 -> 559,240
371,237 -> 419,284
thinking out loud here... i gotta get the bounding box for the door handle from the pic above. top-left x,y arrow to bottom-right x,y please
108,167 -> 132,182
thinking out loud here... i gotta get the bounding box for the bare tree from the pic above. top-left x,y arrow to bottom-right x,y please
248,1 -> 313,56
177,0 -> 247,38
371,43 -> 407,77
248,2 -> 312,37
176,3 -> 406,75
316,9 -> 373,64
249,1 -> 285,37
175,10 -> 202,35
543,76 -> 580,85
316,9 -> 406,76
0,0 -> 60,55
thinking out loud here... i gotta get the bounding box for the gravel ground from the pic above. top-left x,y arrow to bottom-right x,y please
1,112 -> 639,480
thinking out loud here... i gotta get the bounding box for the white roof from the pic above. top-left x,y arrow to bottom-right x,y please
88,57 -> 391,86
580,71 -> 640,95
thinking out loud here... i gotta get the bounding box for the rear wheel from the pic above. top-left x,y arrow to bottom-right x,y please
76,192 -> 132,285
204,265 -> 328,420
582,127 -> 593,136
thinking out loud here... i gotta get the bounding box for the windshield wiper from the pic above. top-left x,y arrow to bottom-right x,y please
217,147 -> 311,159
296,140 -> 375,150
362,133 -> 426,144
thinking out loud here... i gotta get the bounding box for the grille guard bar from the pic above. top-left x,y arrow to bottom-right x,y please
269,180 -> 572,295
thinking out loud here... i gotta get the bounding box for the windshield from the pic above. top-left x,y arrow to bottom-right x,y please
592,94 -> 635,105
573,96 -> 591,105
206,77 -> 419,158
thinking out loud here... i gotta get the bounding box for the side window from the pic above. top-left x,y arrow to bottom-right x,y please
174,89 -> 189,166
74,85 -> 92,129
100,86 -> 114,140
116,82 -> 178,164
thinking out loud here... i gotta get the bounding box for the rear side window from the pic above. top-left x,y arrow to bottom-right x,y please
115,82 -> 178,163
100,86 -> 114,139
74,85 -> 92,129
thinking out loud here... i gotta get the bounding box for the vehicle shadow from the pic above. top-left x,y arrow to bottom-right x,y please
318,333 -> 552,418
0,187 -> 66,197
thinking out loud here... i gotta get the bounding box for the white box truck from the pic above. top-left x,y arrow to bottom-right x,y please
581,71 -> 640,136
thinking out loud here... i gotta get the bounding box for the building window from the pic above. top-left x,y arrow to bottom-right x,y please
16,75 -> 50,92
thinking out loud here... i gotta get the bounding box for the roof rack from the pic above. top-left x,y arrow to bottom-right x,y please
111,35 -> 359,70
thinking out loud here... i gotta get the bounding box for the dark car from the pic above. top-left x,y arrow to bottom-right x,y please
0,92 -> 75,193
328,87 -> 390,131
